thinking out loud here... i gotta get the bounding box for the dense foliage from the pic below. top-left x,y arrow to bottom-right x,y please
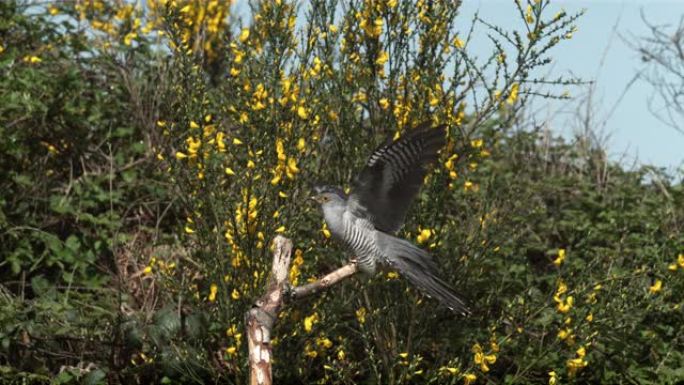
1,1 -> 682,384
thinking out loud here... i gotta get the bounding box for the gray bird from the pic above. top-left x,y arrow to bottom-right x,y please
312,123 -> 470,315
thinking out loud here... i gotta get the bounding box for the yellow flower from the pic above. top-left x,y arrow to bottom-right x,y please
464,181 -> 478,192
556,280 -> 568,295
440,366 -> 459,375
297,106 -> 309,120
470,139 -> 483,148
316,337 -> 333,349
490,340 -> 499,352
123,32 -> 137,46
329,24 -> 338,33
371,18 -> 383,37
24,56 -> 42,64
286,157 -> 299,177
576,346 -> 586,358
375,50 -> 389,66
337,349 -> 345,360
678,253 -> 684,268
321,223 -> 331,238
463,373 -> 477,385
143,266 -> 152,275
429,93 -> 439,107
586,313 -> 593,322
416,228 -> 432,244
48,5 -> 59,15
525,5 -> 534,24
304,342 -> 317,358
296,138 -> 306,151
226,346 -> 237,356
208,283 -> 218,302
556,296 -> 573,313
355,307 -> 367,324
184,226 -> 195,234
507,82 -> 520,105
548,371 -> 557,385
453,36 -> 465,49
216,132 -> 226,152
232,138 -> 243,145
379,98 -> 390,110
225,167 -> 235,176
445,154 -> 458,171
231,288 -> 240,300
275,225 -> 286,233
566,357 -> 588,376
352,91 -> 367,103
649,279 -> 663,294
226,324 -> 238,337
553,248 -> 566,266
304,313 -> 319,332
239,28 -> 250,43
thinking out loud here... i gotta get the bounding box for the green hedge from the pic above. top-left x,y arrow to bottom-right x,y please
1,1 -> 682,384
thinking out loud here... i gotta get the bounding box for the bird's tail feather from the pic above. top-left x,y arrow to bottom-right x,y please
380,234 -> 471,316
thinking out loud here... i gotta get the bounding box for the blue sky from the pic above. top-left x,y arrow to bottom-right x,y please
460,0 -> 684,173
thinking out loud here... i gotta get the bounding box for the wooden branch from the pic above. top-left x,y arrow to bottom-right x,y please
245,236 -> 292,385
291,261 -> 358,299
245,238 -> 359,385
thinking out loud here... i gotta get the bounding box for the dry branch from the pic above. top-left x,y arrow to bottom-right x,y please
244,236 -> 358,385
291,261 -> 358,299
245,236 -> 292,385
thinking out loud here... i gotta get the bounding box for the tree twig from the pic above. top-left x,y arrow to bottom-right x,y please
291,261 -> 358,299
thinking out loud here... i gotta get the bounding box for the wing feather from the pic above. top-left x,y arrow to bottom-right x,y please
349,123 -> 447,233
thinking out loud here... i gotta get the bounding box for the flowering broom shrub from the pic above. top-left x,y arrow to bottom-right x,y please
1,0 -> 682,384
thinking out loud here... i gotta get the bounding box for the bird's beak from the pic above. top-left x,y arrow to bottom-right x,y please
309,195 -> 319,204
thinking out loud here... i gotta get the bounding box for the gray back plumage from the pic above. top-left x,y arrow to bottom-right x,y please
349,123 -> 447,233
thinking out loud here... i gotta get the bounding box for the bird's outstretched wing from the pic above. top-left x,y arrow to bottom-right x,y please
349,122 -> 446,233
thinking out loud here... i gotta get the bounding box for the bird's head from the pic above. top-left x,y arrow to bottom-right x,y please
311,185 -> 347,206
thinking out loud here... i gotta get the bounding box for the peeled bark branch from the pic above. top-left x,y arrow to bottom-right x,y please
291,261 -> 358,299
245,236 -> 292,385
244,237 -> 358,385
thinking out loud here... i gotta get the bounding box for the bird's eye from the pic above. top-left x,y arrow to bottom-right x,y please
321,195 -> 329,202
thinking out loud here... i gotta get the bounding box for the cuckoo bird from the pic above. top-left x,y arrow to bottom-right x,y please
312,123 -> 470,315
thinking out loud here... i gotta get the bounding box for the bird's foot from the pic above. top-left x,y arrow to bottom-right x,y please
282,283 -> 295,301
